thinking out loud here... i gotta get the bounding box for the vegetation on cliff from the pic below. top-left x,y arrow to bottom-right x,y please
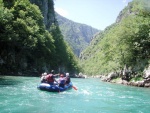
80,0 -> 150,75
0,0 -> 80,75
55,12 -> 99,57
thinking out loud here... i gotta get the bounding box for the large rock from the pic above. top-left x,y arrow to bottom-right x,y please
144,83 -> 150,87
101,76 -> 108,82
122,80 -> 128,85
137,81 -> 144,87
143,66 -> 150,79
107,72 -> 118,80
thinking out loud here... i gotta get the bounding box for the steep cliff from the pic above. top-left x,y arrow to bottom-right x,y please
29,0 -> 80,73
116,1 -> 134,23
29,0 -> 99,57
0,0 -> 81,75
30,0 -> 56,29
55,12 -> 99,57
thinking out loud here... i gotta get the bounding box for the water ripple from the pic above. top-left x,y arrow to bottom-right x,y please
0,77 -> 150,113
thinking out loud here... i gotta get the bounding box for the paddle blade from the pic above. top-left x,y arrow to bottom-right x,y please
72,86 -> 77,90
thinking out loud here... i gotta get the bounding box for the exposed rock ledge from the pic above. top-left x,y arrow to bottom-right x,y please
105,78 -> 150,87
94,66 -> 150,88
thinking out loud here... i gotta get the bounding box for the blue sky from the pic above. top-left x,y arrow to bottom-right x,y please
54,0 -> 133,30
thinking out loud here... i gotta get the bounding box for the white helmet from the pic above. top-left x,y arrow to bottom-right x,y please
66,73 -> 69,76
43,72 -> 47,76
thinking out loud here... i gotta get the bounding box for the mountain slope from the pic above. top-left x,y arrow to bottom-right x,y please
80,0 -> 150,75
55,12 -> 99,57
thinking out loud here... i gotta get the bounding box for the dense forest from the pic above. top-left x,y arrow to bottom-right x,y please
0,0 -> 81,76
0,0 -> 150,79
80,0 -> 150,76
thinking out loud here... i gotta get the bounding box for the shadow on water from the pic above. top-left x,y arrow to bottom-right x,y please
0,76 -> 22,87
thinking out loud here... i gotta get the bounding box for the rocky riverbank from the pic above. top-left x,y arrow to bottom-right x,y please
92,66 -> 150,88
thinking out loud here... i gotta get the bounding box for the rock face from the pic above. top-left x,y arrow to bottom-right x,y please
55,12 -> 99,57
116,1 -> 134,23
143,66 -> 150,79
143,66 -> 150,87
30,0 -> 56,29
100,67 -> 150,88
29,0 -> 99,57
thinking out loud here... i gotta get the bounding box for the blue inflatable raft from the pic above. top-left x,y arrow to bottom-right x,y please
37,82 -> 73,92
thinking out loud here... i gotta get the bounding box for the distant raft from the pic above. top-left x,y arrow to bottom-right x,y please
37,82 -> 73,92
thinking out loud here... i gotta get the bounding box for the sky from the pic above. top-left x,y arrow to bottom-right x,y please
54,0 -> 133,30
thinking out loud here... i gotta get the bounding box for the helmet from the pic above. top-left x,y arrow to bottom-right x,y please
43,72 -> 47,76
66,73 -> 69,76
51,70 -> 54,74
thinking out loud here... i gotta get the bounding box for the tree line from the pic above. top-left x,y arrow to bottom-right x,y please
80,0 -> 150,76
0,0 -> 81,76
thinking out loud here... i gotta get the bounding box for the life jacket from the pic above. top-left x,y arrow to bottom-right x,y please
59,77 -> 65,84
58,77 -> 65,88
46,74 -> 54,83
65,77 -> 70,84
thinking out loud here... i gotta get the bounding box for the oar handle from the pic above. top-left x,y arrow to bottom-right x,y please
72,86 -> 77,90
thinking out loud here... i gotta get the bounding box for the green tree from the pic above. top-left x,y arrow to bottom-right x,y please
80,0 -> 150,75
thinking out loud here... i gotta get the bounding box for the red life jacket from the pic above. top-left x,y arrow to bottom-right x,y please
46,74 -> 54,83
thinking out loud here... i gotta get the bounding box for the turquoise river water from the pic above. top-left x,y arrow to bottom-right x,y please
0,76 -> 150,113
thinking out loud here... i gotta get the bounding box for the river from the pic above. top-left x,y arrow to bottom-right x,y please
0,76 -> 150,113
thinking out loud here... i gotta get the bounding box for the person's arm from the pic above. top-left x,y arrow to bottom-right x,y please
54,77 -> 59,84
53,74 -> 59,77
41,76 -> 44,80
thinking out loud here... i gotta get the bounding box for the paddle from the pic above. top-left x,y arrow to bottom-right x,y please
72,86 -> 77,90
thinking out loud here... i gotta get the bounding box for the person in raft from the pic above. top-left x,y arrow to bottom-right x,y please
45,70 -> 58,85
58,73 -> 66,88
65,73 -> 71,84
40,72 -> 47,83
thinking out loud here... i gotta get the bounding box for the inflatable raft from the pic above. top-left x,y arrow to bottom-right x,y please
37,82 -> 73,92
